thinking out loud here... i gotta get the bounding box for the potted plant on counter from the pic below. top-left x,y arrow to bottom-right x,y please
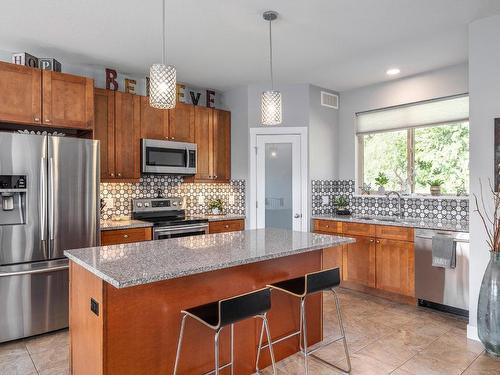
207,198 -> 224,215
429,179 -> 444,196
474,180 -> 500,356
334,196 -> 351,216
375,172 -> 389,194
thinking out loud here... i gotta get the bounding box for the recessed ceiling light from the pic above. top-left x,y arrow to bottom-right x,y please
386,68 -> 401,76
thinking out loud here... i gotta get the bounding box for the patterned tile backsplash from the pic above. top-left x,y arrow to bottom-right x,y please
100,176 -> 245,220
311,180 -> 469,222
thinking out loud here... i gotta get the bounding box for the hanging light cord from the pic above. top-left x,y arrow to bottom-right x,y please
268,18 -> 274,90
162,0 -> 166,64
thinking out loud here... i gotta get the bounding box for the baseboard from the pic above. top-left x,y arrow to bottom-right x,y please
467,324 -> 480,341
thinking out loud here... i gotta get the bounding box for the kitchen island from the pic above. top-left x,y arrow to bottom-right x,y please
65,228 -> 354,375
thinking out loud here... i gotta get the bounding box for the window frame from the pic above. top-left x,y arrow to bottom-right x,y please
357,121 -> 469,195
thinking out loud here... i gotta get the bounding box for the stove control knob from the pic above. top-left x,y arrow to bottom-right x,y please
172,202 -> 178,206
137,202 -> 143,208
144,202 -> 150,207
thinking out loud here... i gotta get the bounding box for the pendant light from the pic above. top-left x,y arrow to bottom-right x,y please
261,11 -> 282,126
150,0 -> 176,109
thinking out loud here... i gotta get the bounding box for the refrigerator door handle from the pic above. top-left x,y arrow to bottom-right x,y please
0,264 -> 69,277
40,157 -> 48,257
48,157 -> 55,254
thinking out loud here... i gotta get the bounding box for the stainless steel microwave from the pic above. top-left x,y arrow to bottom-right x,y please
141,139 -> 197,175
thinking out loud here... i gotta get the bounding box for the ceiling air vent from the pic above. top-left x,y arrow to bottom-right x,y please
321,91 -> 339,109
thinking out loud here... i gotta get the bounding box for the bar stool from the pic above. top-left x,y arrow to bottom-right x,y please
259,267 -> 351,374
173,288 -> 277,375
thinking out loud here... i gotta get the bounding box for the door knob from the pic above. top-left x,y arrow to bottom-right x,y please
294,214 -> 302,218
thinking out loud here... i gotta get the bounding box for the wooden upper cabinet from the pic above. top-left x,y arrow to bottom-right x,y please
42,70 -> 94,129
375,239 -> 415,297
168,102 -> 194,142
94,89 -> 115,180
0,61 -> 41,125
343,235 -> 376,288
140,96 -> 168,140
213,109 -> 231,182
114,92 -> 141,180
193,106 -> 213,181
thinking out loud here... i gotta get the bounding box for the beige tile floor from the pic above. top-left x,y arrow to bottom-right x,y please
1,288 -> 499,374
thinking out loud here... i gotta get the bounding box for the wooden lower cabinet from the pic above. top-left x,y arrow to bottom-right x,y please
209,219 -> 245,233
313,219 -> 415,299
375,239 -> 415,297
322,246 -> 344,279
343,235 -> 376,288
101,227 -> 152,246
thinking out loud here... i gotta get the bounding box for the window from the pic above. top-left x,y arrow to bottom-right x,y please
357,95 -> 469,195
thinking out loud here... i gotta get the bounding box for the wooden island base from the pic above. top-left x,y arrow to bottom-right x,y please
70,250 -> 326,375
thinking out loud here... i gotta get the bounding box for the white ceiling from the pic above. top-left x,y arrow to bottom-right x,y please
1,0 -> 499,92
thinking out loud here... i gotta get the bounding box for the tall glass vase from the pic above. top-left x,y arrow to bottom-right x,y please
478,251 -> 500,356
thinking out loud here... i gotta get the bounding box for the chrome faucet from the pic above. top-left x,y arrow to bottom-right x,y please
385,191 -> 403,219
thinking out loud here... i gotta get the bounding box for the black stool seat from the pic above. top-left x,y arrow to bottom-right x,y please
271,276 -> 306,297
269,268 -> 341,297
185,301 -> 219,327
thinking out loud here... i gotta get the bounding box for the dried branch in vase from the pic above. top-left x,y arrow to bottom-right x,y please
474,179 -> 500,252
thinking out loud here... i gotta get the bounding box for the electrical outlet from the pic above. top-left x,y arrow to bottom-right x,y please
103,197 -> 114,209
197,195 -> 205,205
322,196 -> 330,206
228,194 -> 235,205
90,298 -> 99,316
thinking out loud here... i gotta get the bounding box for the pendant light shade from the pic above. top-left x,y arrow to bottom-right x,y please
261,90 -> 282,125
261,11 -> 282,126
149,0 -> 176,109
150,64 -> 176,109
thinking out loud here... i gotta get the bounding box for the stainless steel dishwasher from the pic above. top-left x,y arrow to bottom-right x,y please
414,228 -> 469,317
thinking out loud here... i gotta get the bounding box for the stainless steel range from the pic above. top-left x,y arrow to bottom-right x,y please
132,197 -> 208,240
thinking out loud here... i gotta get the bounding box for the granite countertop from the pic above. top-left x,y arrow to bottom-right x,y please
64,228 -> 354,289
312,214 -> 469,233
100,219 -> 154,231
198,214 -> 246,222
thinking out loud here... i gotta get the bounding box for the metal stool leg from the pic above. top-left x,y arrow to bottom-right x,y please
173,313 -> 188,375
301,298 -> 309,375
230,324 -> 234,375
256,314 -> 277,375
332,289 -> 351,373
214,328 -> 222,375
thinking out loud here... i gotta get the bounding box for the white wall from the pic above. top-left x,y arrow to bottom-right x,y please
337,63 -> 469,180
468,14 -> 500,339
309,85 -> 338,180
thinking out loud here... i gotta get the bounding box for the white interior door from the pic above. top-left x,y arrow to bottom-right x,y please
256,134 -> 303,230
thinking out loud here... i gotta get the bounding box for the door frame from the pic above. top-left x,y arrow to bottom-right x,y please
249,127 -> 309,231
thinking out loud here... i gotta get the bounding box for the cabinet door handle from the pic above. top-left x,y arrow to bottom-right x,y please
117,173 -> 122,177
34,116 -> 40,122
171,137 -> 175,140
110,173 -> 115,177
369,239 -> 374,243
123,234 -> 129,238
45,119 -> 51,123
224,225 -> 229,229
214,175 -> 218,179
376,240 -> 380,244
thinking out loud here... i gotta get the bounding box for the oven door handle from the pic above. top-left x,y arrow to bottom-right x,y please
185,146 -> 190,169
154,224 -> 209,234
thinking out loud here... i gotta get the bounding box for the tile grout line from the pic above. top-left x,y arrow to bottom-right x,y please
459,349 -> 486,374
387,325 -> 455,374
24,341 -> 40,375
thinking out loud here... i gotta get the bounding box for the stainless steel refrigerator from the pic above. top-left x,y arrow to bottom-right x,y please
0,132 -> 99,343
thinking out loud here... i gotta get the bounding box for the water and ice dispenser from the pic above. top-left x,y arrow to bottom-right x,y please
0,175 -> 26,225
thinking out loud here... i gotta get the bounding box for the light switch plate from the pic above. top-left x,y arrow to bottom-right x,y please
322,196 -> 330,206
103,197 -> 114,209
